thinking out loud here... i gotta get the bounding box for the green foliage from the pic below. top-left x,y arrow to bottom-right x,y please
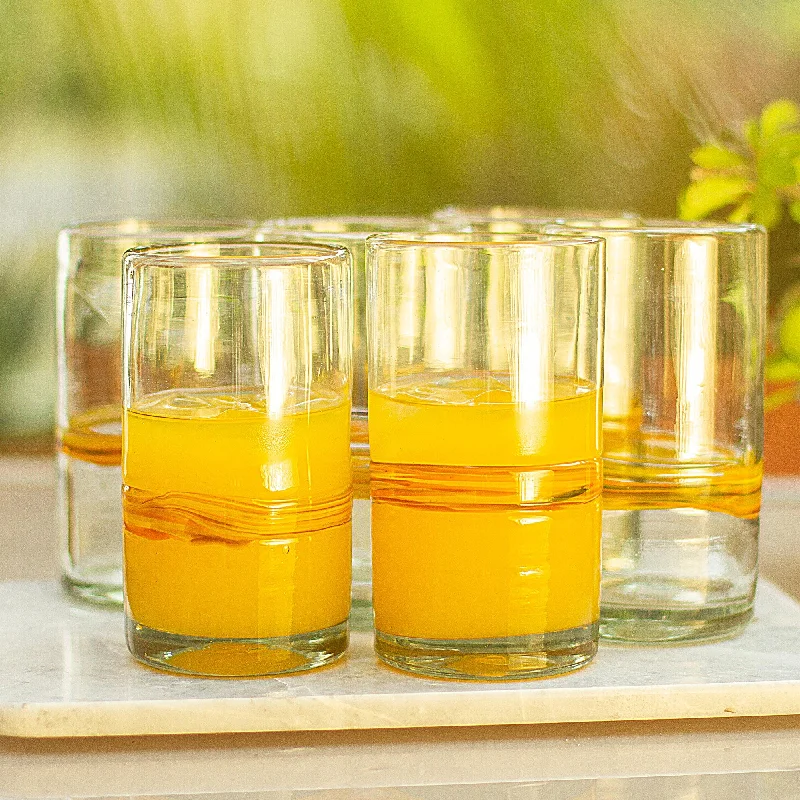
690,144 -> 746,169
779,301 -> 800,364
760,99 -> 800,138
681,99 -> 800,411
679,99 -> 800,228
679,176 -> 750,219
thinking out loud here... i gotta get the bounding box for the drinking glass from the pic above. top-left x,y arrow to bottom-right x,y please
122,242 -> 352,676
259,216 -> 433,611
433,206 -> 640,230
548,220 -> 767,643
367,232 -> 605,679
57,219 -> 257,605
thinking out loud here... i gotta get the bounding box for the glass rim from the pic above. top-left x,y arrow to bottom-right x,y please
123,240 -> 350,268
259,215 -> 434,240
60,218 -> 259,240
365,231 -> 604,249
434,205 -> 640,223
546,219 -> 766,236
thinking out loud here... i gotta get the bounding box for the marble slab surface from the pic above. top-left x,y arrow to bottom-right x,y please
2,580 -> 800,738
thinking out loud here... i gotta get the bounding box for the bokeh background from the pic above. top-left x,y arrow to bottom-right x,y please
3,0 -> 800,454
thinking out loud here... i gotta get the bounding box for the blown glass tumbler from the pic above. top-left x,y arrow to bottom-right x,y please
57,219 -> 257,605
550,221 -> 767,643
432,206 -> 641,231
259,216 -> 433,609
122,243 -> 353,676
367,232 -> 605,680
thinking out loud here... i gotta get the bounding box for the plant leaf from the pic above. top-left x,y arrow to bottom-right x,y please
765,384 -> 799,412
759,149 -> 798,187
780,300 -> 800,363
771,132 -> 800,156
766,355 -> 800,382
789,201 -> 800,224
752,187 -> 782,228
727,198 -> 753,222
678,176 -> 750,220
744,119 -> 760,151
760,99 -> 800,139
690,143 -> 745,169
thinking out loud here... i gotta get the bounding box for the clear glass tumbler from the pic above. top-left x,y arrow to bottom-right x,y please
122,242 -> 353,676
57,220 -> 257,605
549,220 -> 767,643
433,206 -> 640,230
259,216 -> 433,613
367,232 -> 605,680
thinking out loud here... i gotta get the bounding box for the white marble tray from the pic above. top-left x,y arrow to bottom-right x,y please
2,580 -> 800,738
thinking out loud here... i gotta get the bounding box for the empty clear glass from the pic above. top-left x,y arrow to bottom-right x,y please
433,206 -> 640,231
57,220 -> 257,605
258,216 -> 433,613
548,220 -> 767,643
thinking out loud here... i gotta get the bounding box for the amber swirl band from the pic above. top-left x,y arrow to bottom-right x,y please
370,459 -> 601,511
602,459 -> 762,519
122,485 -> 353,544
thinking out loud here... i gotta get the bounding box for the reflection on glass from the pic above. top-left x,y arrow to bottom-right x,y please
258,216 -> 434,612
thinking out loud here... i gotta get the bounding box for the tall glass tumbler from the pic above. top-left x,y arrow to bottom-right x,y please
122,243 -> 352,676
57,220 -> 257,605
259,216 -> 433,609
367,232 -> 605,680
549,221 -> 767,643
433,206 -> 640,231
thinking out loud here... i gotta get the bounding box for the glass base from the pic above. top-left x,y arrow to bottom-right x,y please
374,623 -> 598,681
601,587 -> 754,644
600,508 -> 758,644
126,616 -> 348,677
62,573 -> 123,606
59,454 -> 124,607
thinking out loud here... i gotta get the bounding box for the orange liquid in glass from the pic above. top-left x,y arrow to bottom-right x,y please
369,375 -> 602,641
59,405 -> 122,466
123,390 -> 352,640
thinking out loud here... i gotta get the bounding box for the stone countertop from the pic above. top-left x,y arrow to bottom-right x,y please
2,457 -> 800,797
3,579 -> 800,739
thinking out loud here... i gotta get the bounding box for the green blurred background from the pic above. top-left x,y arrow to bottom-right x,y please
2,0 -> 800,442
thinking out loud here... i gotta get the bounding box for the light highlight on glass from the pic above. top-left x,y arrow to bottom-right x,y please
258,216 -> 434,612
